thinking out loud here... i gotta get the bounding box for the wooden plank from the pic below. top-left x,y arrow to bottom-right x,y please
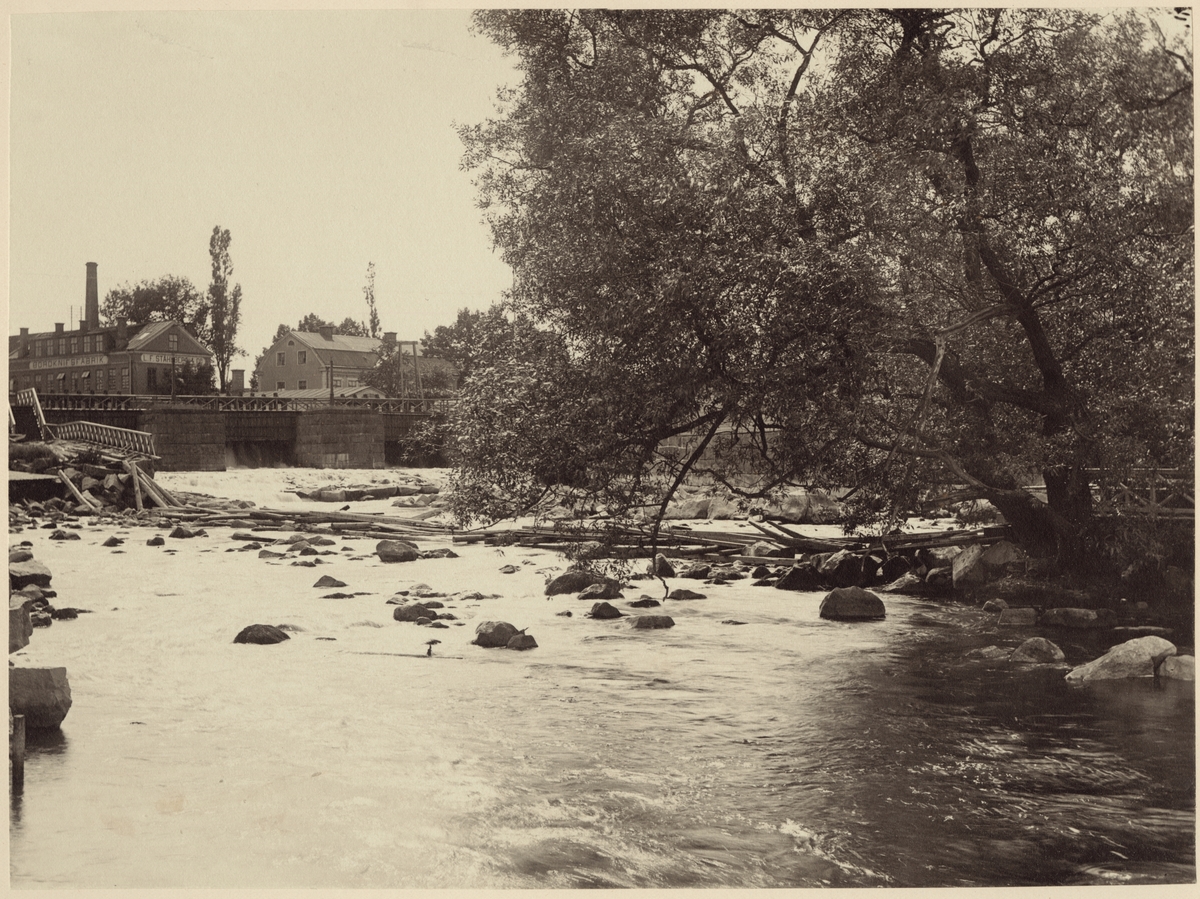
56,470 -> 101,511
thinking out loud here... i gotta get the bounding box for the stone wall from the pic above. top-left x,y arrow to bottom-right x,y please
141,409 -> 227,471
295,409 -> 385,469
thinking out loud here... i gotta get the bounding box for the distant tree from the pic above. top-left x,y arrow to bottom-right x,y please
207,226 -> 243,393
100,275 -> 211,345
337,317 -> 369,338
297,313 -> 333,333
422,304 -> 534,386
144,360 -> 216,396
363,262 -> 380,338
363,345 -> 456,397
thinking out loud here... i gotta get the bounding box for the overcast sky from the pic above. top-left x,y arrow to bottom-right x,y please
9,9 -> 518,366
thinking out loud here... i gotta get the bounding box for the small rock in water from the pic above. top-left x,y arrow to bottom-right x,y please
233,624 -> 290,645
629,596 -> 661,608
507,633 -> 538,650
102,536 -> 123,547
668,588 -> 706,601
630,615 -> 675,629
313,575 -> 347,589
472,620 -> 520,647
586,601 -> 624,620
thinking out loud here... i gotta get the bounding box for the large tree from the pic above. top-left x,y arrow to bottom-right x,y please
101,275 -> 211,345
207,226 -> 244,393
453,9 -> 1193,568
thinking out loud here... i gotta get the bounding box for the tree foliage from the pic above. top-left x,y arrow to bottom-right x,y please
100,275 -> 211,346
454,9 -> 1193,566
207,226 -> 244,393
421,304 -> 537,386
363,261 -> 380,339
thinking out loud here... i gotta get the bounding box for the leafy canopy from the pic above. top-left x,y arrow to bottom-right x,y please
453,9 -> 1192,552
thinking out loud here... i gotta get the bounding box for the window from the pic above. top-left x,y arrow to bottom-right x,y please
109,368 -> 117,388
347,379 -> 358,387
333,379 -> 343,387
69,337 -> 78,354
83,336 -> 91,353
276,381 -> 286,390
34,374 -> 42,388
58,338 -> 66,356
168,334 -> 179,351
298,351 -> 306,365
277,352 -> 286,366
121,368 -> 130,391
287,340 -> 295,346
34,342 -> 42,357
298,380 -> 307,390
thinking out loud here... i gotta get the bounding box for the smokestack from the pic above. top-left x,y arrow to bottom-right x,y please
85,262 -> 99,330
19,328 -> 29,357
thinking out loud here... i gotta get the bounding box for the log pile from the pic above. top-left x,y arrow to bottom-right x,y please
9,439 -> 181,514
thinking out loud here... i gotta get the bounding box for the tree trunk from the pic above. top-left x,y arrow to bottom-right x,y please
986,469 -> 1091,571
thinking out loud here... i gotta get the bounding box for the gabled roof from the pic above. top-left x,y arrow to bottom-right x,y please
125,320 -> 212,354
290,331 -> 382,356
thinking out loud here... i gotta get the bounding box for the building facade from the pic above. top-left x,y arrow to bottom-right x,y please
8,262 -> 215,396
254,327 -> 416,392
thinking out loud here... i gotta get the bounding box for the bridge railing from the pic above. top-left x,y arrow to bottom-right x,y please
14,392 -> 453,415
51,420 -> 158,457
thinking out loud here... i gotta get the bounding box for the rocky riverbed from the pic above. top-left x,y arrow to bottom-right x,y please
8,467 -> 1196,888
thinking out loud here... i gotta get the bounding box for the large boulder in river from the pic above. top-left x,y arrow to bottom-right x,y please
544,570 -> 621,597
392,602 -> 438,622
651,554 -> 676,578
1011,637 -> 1066,664
630,615 -> 675,630
819,586 -> 885,621
818,550 -> 878,588
952,540 -> 1028,590
9,666 -> 72,728
1065,636 -> 1177,684
9,594 -> 33,653
1159,655 -> 1195,681
9,559 -> 52,591
507,633 -> 538,651
233,624 -> 290,645
774,563 -> 824,592
586,601 -> 624,619
473,620 -> 520,647
376,539 -> 420,563
579,581 -> 623,601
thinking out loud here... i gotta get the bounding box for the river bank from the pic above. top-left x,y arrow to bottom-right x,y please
9,467 -> 1196,888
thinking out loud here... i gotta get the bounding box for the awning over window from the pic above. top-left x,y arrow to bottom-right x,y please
55,373 -> 65,380
81,371 -> 91,378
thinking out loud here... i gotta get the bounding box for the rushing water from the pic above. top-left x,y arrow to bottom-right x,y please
9,525 -> 1195,888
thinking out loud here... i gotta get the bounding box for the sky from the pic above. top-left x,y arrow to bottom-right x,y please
8,9 -> 519,367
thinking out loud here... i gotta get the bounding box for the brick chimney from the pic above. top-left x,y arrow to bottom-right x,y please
383,331 -> 396,351
318,325 -> 334,341
85,262 -> 100,330
55,323 -> 64,334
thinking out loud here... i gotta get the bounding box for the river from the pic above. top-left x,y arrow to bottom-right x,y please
8,498 -> 1195,888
